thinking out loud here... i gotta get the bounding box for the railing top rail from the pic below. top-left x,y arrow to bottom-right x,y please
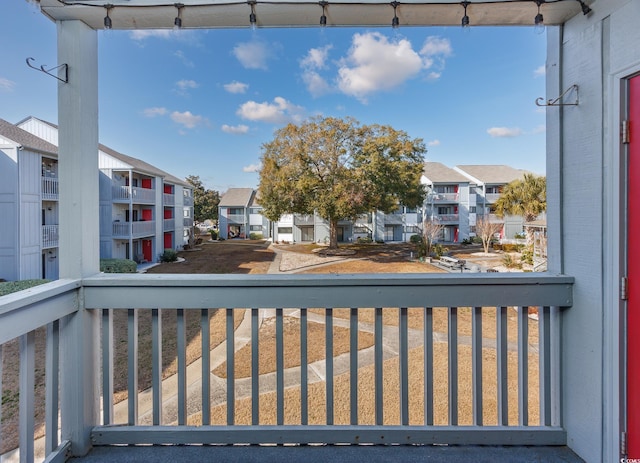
0,279 -> 81,344
82,273 -> 573,310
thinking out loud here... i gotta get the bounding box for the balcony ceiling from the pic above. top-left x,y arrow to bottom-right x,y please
39,0 -> 591,30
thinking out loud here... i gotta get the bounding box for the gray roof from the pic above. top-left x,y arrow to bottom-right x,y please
0,118 -> 58,155
220,188 -> 255,207
455,165 -> 526,185
423,162 -> 469,184
15,117 -> 190,188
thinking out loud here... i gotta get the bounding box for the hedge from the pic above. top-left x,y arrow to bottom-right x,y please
0,279 -> 51,297
100,258 -> 137,273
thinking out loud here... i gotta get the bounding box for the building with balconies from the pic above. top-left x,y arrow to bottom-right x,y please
454,165 -> 528,240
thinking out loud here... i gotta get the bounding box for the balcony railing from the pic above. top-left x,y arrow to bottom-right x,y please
163,193 -> 175,206
0,273 -> 573,462
112,185 -> 156,204
431,193 -> 458,203
184,217 -> 193,228
112,220 -> 156,238
226,214 -> 245,224
383,214 -> 404,225
163,218 -> 175,231
183,195 -> 194,206
294,214 -> 315,226
435,214 -> 459,223
42,224 -> 59,249
41,177 -> 59,200
484,193 -> 501,203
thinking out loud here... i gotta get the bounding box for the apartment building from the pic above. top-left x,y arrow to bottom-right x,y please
0,117 -> 193,281
218,188 -> 270,240
454,164 -> 527,240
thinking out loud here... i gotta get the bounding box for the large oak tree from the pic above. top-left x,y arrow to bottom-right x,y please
258,116 -> 426,248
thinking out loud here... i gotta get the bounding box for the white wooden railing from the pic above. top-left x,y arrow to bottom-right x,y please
41,177 -> 59,200
42,224 -> 59,248
112,186 -> 156,204
431,193 -> 458,202
0,273 -> 573,462
436,214 -> 459,223
112,221 -> 156,238
163,218 -> 175,231
163,193 -> 174,206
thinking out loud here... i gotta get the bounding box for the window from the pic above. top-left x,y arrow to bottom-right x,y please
249,208 -> 262,214
278,227 -> 293,234
470,187 -> 477,194
470,206 -> 476,213
353,226 -> 370,234
250,225 -> 262,231
183,209 -> 190,218
228,208 -> 244,215
438,207 -> 452,215
405,226 -> 420,233
404,207 -> 418,213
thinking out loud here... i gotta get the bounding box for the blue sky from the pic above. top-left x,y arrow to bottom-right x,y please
1,1 -> 547,192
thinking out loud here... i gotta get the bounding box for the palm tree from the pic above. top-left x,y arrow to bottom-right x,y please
494,173 -> 546,223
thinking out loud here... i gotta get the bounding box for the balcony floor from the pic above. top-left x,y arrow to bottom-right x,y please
69,444 -> 584,462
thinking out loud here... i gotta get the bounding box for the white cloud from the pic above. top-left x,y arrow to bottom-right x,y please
130,30 -> 174,41
224,81 -> 249,94
236,97 -> 305,124
530,124 -> 546,134
487,127 -> 524,138
420,36 -> 453,57
428,139 -> 440,147
335,33 -> 452,102
142,107 -> 168,117
242,163 -> 262,173
176,80 -> 199,90
233,41 -> 273,70
336,32 -> 424,102
534,65 -> 546,78
0,77 -> 15,92
301,45 -> 332,70
174,50 -> 194,68
300,45 -> 333,97
221,124 -> 249,134
171,111 -> 204,129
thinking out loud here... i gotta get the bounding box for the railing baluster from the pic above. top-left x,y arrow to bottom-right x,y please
19,332 -> 35,463
45,320 -> 60,454
226,308 -> 235,425
472,306 -> 483,426
424,307 -> 433,426
399,307 -> 409,426
375,307 -> 383,425
251,308 -> 260,425
300,308 -> 308,425
350,307 -> 358,425
101,309 -> 114,425
325,308 -> 334,426
518,306 -> 529,426
177,309 -> 187,425
539,306 -> 551,426
497,306 -> 509,425
448,307 -> 458,426
127,309 -> 138,425
201,309 -> 211,426
151,309 -> 163,425
276,308 -> 284,425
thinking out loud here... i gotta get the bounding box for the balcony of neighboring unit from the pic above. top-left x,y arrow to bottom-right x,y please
42,224 -> 59,249
183,217 -> 193,228
42,176 -> 59,200
477,213 -> 504,223
226,214 -> 246,225
434,214 -> 459,223
430,192 -> 459,203
484,193 -> 501,203
164,218 -> 175,232
163,193 -> 175,206
183,194 -> 194,206
112,185 -> 156,204
294,214 -> 315,226
383,213 -> 404,225
355,213 -> 373,225
112,220 -> 156,238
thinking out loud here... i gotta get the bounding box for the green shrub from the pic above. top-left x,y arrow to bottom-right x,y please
502,253 -> 522,269
502,243 -> 520,253
249,232 -> 263,240
520,245 -> 534,265
409,234 -> 423,244
356,236 -> 373,243
514,232 -> 526,239
0,279 -> 50,297
100,258 -> 137,273
210,229 -> 218,240
431,243 -> 449,258
159,249 -> 178,263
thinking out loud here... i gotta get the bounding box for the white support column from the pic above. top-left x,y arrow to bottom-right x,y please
57,19 -> 100,456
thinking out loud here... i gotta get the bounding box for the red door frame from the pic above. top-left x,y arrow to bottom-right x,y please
627,74 -> 640,458
164,232 -> 172,250
142,208 -> 153,221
